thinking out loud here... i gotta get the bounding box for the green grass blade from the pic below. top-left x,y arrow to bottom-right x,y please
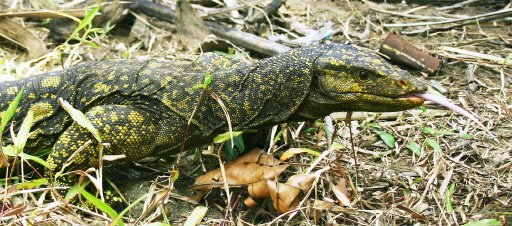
214,131 -> 243,144
16,178 -> 48,189
59,98 -> 102,143
72,4 -> 101,38
14,110 -> 33,154
445,182 -> 455,214
2,145 -> 50,168
78,186 -> 122,225
19,152 -> 50,168
111,191 -> 158,226
0,87 -> 24,134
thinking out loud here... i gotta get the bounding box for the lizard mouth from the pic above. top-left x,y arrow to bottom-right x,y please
372,93 -> 425,107
329,92 -> 426,112
397,94 -> 425,105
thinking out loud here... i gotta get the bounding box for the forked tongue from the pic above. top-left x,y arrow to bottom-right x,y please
414,93 -> 486,130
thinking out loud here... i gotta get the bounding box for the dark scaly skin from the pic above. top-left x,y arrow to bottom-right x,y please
0,43 -> 426,188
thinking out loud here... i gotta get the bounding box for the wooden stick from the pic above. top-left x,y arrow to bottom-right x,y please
0,9 -> 85,19
441,46 -> 512,66
436,0 -> 480,11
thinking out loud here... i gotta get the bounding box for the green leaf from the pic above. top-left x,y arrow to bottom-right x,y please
0,87 -> 24,134
425,138 -> 442,153
184,206 -> 208,226
225,134 -> 245,157
203,72 -> 212,87
13,110 -> 33,154
422,127 -> 433,134
192,84 -> 207,90
463,219 -> 501,226
375,131 -> 395,148
65,181 -> 88,201
19,152 -> 50,168
273,127 -> 286,143
16,178 -> 48,189
280,148 -> 321,161
59,98 -> 102,143
445,182 -> 455,214
2,145 -> 50,168
74,4 -> 101,36
459,133 -> 473,139
405,141 -> 421,156
418,106 -> 427,112
213,130 -> 243,144
77,186 -> 121,224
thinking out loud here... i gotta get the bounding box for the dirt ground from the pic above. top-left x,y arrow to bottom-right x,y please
0,0 -> 511,225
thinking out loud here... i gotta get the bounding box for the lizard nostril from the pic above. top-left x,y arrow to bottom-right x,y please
398,79 -> 408,86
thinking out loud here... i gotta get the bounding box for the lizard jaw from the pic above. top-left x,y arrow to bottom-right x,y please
328,92 -> 426,112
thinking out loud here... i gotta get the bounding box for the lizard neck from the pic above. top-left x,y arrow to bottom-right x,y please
202,49 -> 319,132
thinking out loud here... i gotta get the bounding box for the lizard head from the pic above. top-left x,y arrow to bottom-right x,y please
308,43 -> 427,113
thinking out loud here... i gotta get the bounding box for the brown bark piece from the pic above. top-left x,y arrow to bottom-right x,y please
380,32 -> 441,74
176,0 -> 211,51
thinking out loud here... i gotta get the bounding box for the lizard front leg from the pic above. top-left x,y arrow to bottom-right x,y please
45,104 -> 162,205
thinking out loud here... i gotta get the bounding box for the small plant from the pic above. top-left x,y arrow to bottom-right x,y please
66,4 -> 114,48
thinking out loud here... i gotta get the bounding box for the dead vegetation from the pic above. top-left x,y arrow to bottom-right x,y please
0,0 -> 511,225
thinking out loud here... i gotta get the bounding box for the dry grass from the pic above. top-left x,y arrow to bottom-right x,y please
0,0 -> 511,225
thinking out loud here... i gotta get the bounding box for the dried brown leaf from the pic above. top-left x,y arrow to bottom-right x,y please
247,180 -> 270,201
189,157 -> 288,191
266,180 -> 300,214
235,148 -> 281,166
330,178 -> 351,207
286,173 -> 316,191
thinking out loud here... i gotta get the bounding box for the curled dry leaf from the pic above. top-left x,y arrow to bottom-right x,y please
245,180 -> 270,207
247,180 -> 270,201
286,173 -> 316,191
267,180 -> 301,214
188,149 -> 287,192
236,148 -> 281,166
245,174 -> 315,213
189,162 -> 289,191
190,149 -> 317,214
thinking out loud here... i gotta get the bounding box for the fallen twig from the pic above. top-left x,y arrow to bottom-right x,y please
440,46 -> 512,67
384,8 -> 512,34
436,0 -> 480,11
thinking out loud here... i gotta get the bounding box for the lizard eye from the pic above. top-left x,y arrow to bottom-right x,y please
357,70 -> 370,81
